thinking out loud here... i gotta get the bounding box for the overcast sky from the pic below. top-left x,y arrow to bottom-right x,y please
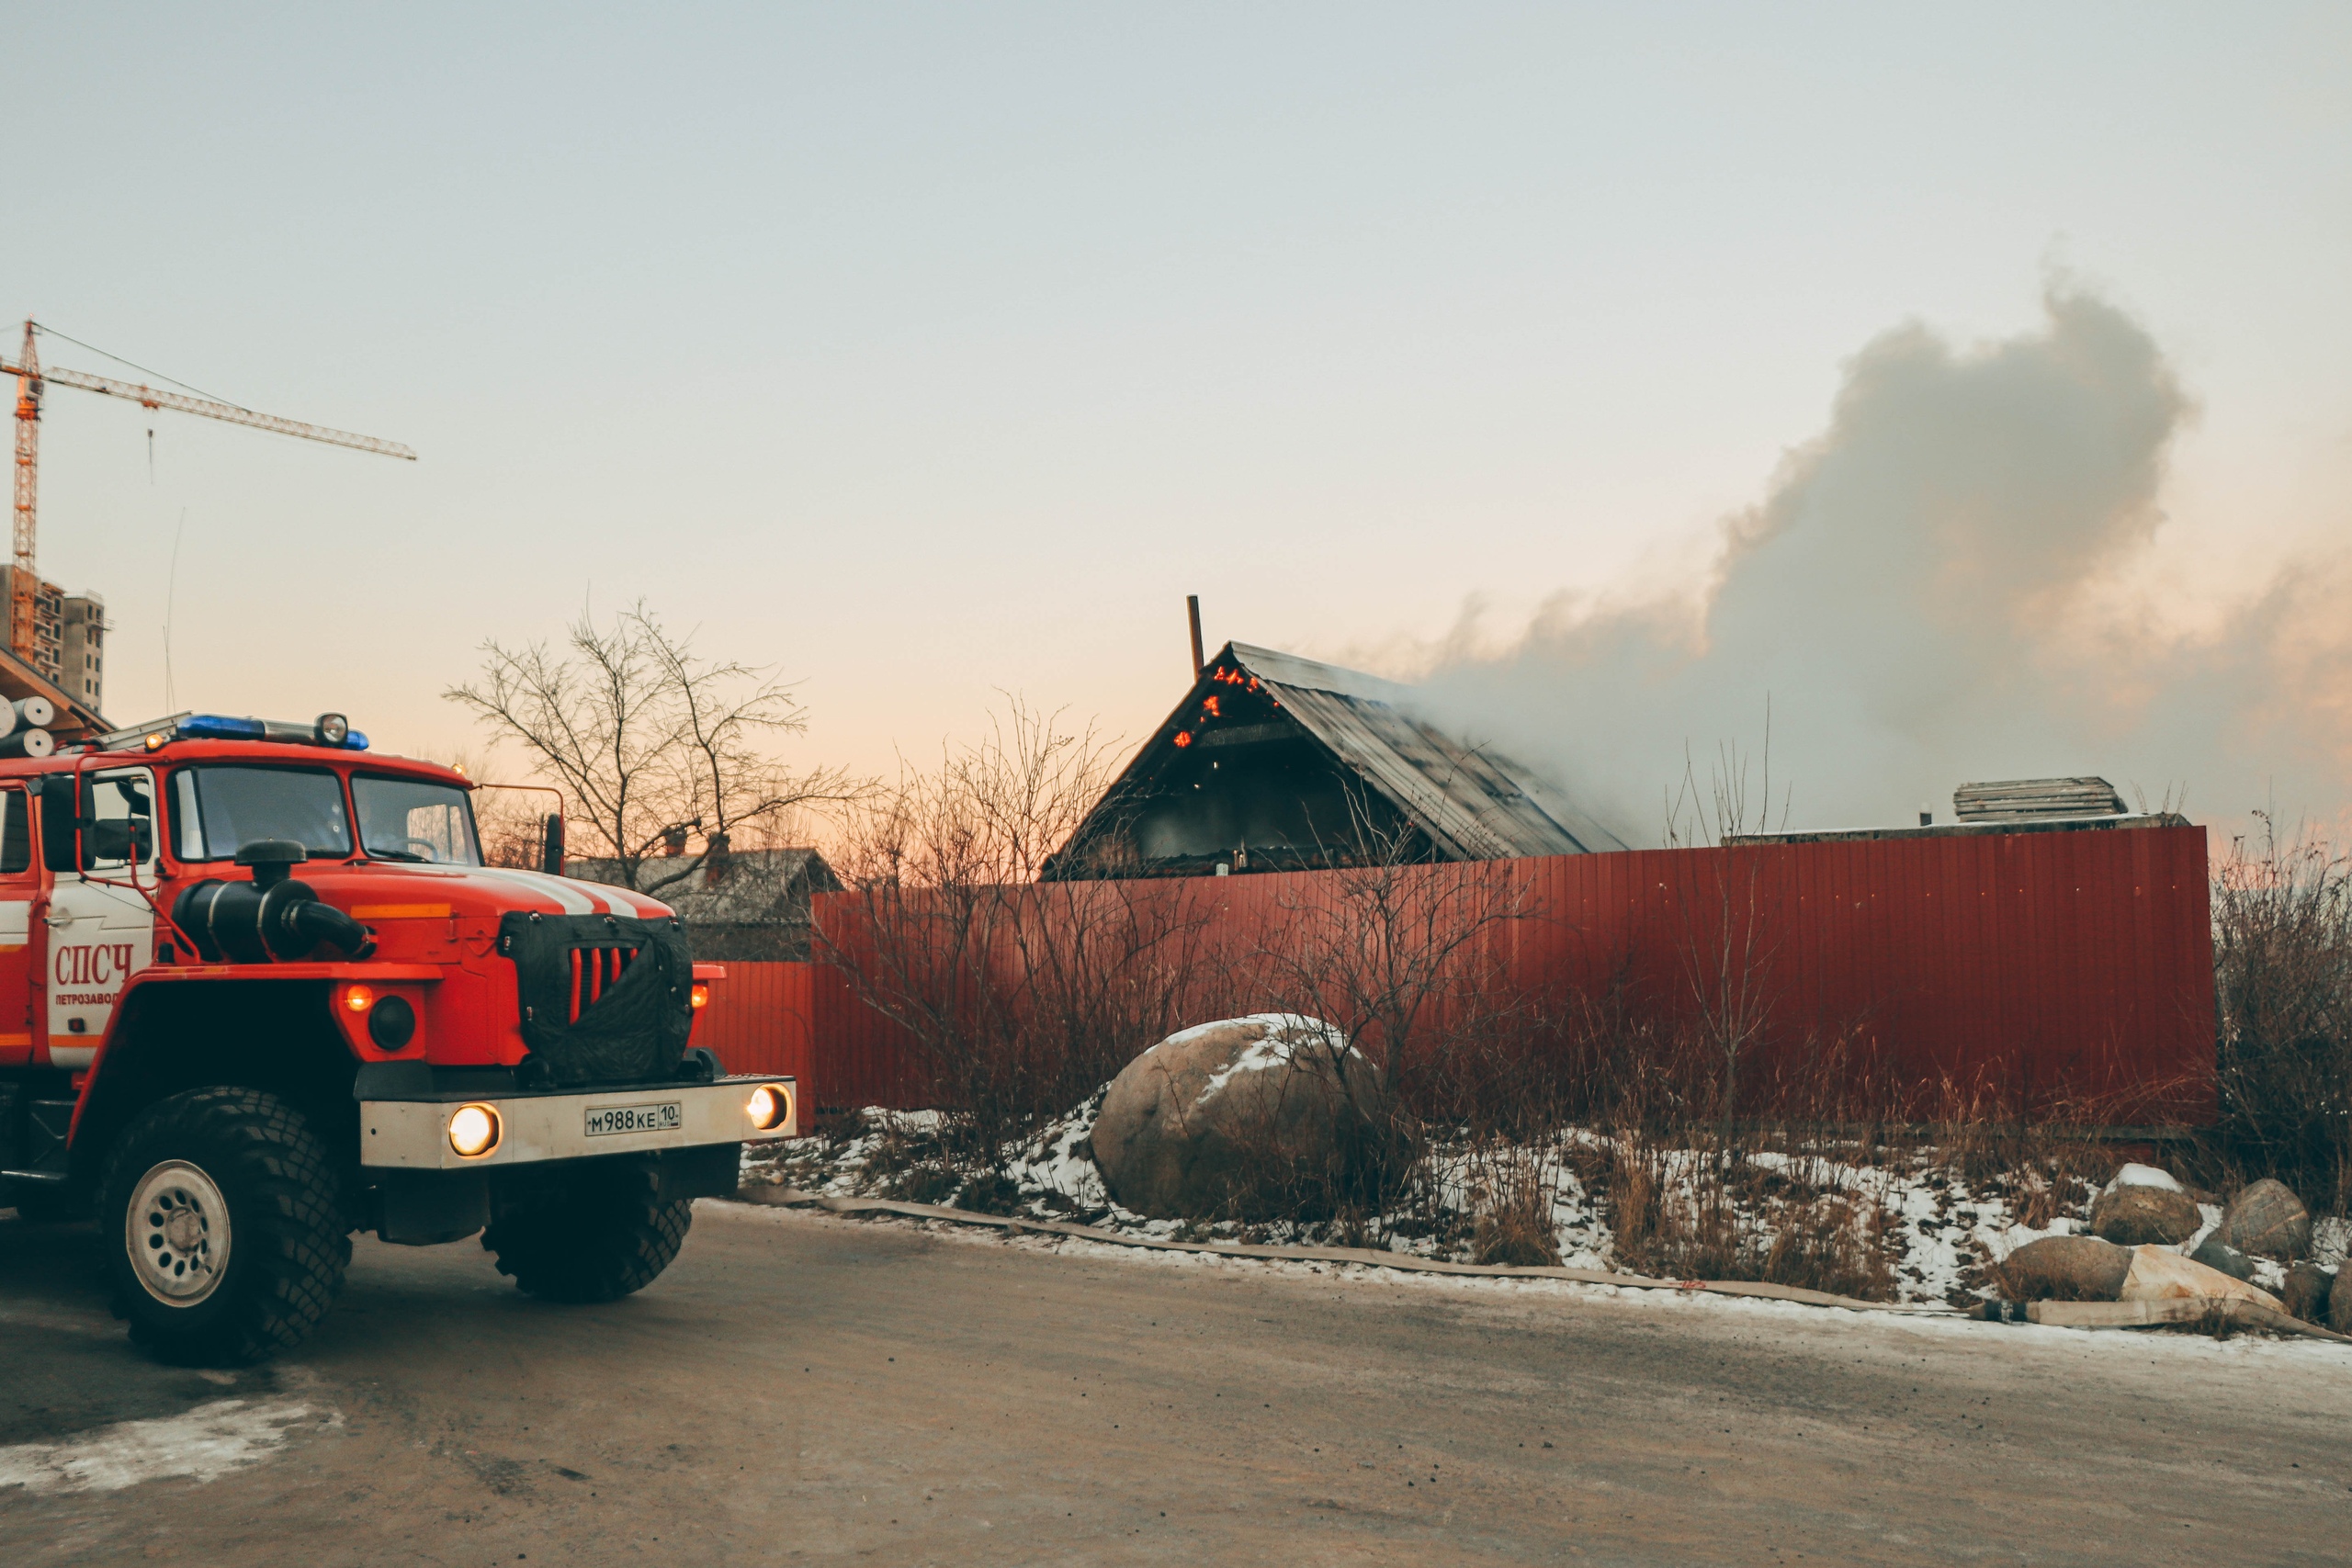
9,6 -> 2348,829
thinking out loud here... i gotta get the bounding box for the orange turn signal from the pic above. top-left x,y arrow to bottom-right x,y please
690,982 -> 710,1010
344,985 -> 374,1013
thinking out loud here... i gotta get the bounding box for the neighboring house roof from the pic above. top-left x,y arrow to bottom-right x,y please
1055,640 -> 1625,873
567,846 -> 841,921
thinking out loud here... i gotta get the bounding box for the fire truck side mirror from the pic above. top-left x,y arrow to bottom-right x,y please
539,813 -> 564,876
38,775 -> 82,873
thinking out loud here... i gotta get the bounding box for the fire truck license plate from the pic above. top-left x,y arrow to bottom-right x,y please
584,1102 -> 683,1137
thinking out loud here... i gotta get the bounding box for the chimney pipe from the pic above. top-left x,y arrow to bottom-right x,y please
1186,594 -> 1204,679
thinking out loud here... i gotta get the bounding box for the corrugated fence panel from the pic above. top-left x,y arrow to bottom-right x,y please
752,825 -> 2214,1124
691,960 -> 812,1082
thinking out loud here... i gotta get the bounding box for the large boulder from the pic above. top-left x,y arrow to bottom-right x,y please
2118,1247 -> 2282,1311
2213,1179 -> 2312,1261
2282,1263 -> 2334,1325
2087,1164 -> 2201,1247
1090,1015 -> 1393,1221
1992,1235 -> 2132,1303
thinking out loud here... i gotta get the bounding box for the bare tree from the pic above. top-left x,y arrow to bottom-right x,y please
445,603 -> 865,896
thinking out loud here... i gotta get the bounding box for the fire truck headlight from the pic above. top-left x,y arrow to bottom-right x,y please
746,1083 -> 792,1132
447,1104 -> 502,1158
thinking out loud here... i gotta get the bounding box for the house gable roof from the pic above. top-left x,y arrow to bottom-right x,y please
1062,640 -> 1624,868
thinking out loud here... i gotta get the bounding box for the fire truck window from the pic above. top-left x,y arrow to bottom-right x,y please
171,766 -> 352,862
85,772 -> 156,870
0,789 -> 27,874
352,775 -> 483,865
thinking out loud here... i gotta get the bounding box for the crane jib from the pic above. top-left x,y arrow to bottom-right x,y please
2,359 -> 415,462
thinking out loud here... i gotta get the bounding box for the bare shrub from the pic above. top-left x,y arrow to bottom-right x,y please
2206,816 -> 2352,1213
1664,733 -> 1791,1161
1258,797 -> 1541,1106
1238,798 -> 1544,1225
820,699 -> 1229,1164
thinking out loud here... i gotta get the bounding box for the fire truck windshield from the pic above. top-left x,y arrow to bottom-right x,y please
172,766 -> 353,862
351,775 -> 483,866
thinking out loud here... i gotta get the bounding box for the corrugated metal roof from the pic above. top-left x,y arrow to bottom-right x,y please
1223,642 -> 1626,858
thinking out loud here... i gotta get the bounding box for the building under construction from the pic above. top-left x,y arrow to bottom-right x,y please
0,569 -> 103,712
1045,640 -> 1624,880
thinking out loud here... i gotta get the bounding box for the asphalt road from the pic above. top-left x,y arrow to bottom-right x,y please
3,1199 -> 2348,1566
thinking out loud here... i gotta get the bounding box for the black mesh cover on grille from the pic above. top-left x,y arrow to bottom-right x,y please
497,910 -> 695,1087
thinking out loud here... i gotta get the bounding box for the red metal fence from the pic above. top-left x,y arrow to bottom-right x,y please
691,953 -> 930,1112
695,824 -> 2217,1125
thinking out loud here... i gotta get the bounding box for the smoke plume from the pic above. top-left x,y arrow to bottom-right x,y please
1414,286 -> 2352,845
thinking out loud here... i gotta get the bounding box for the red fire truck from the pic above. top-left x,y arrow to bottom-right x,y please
0,712 -> 794,1364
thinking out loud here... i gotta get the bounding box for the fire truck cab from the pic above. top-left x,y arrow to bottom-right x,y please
0,713 -> 794,1364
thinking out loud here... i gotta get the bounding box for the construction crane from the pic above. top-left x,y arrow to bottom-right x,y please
6,319 -> 414,672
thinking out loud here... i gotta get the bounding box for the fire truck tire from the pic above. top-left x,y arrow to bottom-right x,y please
481,1162 -> 692,1303
98,1088 -> 351,1366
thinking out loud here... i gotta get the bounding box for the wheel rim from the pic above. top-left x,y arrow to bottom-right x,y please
126,1159 -> 232,1307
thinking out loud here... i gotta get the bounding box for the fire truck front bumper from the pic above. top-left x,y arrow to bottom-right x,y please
357,1071 -> 797,1172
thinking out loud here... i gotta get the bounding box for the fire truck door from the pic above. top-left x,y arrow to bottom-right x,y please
44,768 -> 157,1069
0,787 -> 34,1068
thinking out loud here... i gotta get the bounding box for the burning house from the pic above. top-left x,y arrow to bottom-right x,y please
1045,640 -> 1626,880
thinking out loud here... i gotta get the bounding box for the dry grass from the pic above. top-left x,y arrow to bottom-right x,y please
1465,1145 -> 1563,1268
1582,1134 -> 1897,1300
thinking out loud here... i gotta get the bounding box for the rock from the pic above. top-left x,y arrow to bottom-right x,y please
2188,1235 -> 2256,1281
2214,1178 -> 2312,1261
2118,1247 -> 2283,1311
1992,1235 -> 2132,1303
2333,1264 -> 2352,1336
2282,1262 -> 2334,1324
1090,1015 -> 1394,1221
2087,1166 -> 2201,1246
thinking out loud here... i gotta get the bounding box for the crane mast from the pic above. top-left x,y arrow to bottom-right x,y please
10,322 -> 40,666
2,319 -> 413,670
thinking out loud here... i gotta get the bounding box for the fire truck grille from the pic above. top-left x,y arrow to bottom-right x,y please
497,909 -> 694,1088
567,945 -> 642,1023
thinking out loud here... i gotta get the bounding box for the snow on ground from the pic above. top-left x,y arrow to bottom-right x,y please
0,1399 -> 334,1495
710,1200 -> 2352,1363
745,1095 -> 2233,1309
